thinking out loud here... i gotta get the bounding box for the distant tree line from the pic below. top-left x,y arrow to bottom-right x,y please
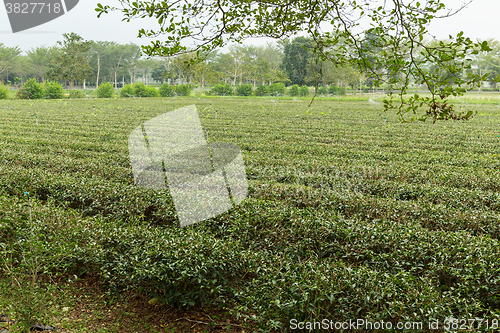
1,33 -> 499,93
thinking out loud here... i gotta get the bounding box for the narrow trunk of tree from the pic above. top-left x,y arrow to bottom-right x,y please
96,54 -> 100,89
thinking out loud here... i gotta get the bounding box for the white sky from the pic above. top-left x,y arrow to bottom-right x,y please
0,0 -> 499,54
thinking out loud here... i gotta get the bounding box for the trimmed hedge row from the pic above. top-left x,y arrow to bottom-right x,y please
1,98 -> 499,331
120,83 -> 193,98
2,193 -> 497,331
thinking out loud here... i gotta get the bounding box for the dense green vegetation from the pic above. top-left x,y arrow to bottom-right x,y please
3,36 -> 500,94
0,96 -> 499,331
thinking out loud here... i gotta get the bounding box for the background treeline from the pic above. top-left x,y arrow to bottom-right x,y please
1,33 -> 500,97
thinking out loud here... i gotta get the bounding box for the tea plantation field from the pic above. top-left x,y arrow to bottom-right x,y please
0,96 -> 499,331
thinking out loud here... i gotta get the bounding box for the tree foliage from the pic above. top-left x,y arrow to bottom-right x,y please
281,37 -> 314,86
0,44 -> 21,77
96,0 -> 492,122
47,33 -> 93,89
26,46 -> 60,83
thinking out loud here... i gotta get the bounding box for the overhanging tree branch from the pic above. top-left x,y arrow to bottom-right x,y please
96,0 -> 490,122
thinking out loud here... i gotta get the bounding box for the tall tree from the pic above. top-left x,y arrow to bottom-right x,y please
305,59 -> 363,89
136,58 -> 158,85
280,37 -> 314,86
88,41 -> 113,88
26,46 -> 60,83
97,0 -> 491,122
255,42 -> 287,85
0,44 -> 21,83
108,43 -> 126,88
473,39 -> 500,91
122,44 -> 141,85
153,57 -> 176,84
47,33 -> 93,89
11,56 -> 31,86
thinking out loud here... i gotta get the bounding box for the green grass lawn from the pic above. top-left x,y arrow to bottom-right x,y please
0,96 -> 499,332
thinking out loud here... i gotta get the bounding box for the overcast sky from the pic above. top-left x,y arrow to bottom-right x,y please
0,0 -> 499,54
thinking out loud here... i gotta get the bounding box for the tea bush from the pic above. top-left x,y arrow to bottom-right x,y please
44,81 -> 64,99
17,78 -> 44,99
1,97 -> 500,331
68,89 -> 86,99
96,82 -> 114,98
82,225 -> 248,308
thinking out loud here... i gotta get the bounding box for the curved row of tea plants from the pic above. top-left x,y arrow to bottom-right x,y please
0,97 -> 499,331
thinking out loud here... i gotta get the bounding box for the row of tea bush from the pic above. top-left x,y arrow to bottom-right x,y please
0,79 -> 194,100
209,83 -> 347,96
1,79 -> 347,100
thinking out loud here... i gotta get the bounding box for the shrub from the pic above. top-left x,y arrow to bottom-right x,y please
254,85 -> 269,96
175,84 -> 193,96
329,85 -> 346,95
17,78 -> 44,100
288,84 -> 300,96
120,84 -> 135,98
145,86 -> 159,97
132,83 -> 159,97
317,86 -> 328,96
299,85 -> 309,96
209,83 -> 233,96
269,82 -> 286,96
133,82 -> 147,97
68,90 -> 86,99
96,82 -> 114,98
159,84 -> 176,97
82,226 -> 248,309
44,81 -> 64,99
134,82 -> 150,97
0,83 -> 8,100
236,84 -> 253,96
